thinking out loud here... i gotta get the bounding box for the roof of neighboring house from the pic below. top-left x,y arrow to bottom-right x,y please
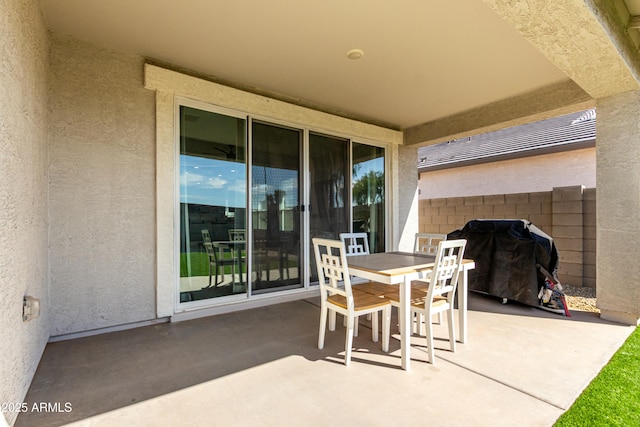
417,109 -> 596,171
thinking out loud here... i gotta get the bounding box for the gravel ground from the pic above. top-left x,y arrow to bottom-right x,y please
562,285 -> 599,313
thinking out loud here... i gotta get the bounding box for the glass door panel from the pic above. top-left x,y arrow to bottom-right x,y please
308,132 -> 349,283
251,121 -> 302,293
352,143 -> 385,253
179,106 -> 247,303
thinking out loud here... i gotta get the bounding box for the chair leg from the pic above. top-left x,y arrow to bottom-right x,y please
447,308 -> 456,353
318,305 -> 328,350
426,312 -> 435,364
329,310 -> 336,331
420,314 -> 426,336
231,262 -> 236,284
414,313 -> 425,335
382,306 -> 390,353
208,262 -> 213,287
371,312 -> 379,343
345,314 -> 355,366
345,314 -> 360,337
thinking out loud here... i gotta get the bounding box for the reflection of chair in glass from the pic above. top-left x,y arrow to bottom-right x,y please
384,239 -> 467,364
253,232 -> 291,284
228,229 -> 246,241
228,229 -> 246,282
201,229 -> 237,287
414,233 -> 447,255
312,238 -> 391,366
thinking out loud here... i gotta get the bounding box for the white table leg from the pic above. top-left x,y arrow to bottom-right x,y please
400,275 -> 411,370
457,268 -> 468,344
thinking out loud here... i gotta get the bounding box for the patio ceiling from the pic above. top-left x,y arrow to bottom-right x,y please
40,0 -> 640,133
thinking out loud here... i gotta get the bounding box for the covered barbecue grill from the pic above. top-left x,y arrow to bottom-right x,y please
448,219 -> 569,315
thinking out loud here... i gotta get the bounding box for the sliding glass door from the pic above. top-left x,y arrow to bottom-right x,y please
308,132 -> 350,282
352,143 -> 386,253
251,121 -> 303,293
177,102 -> 386,307
179,106 -> 247,303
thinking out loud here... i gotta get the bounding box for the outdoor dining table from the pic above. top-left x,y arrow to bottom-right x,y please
347,251 -> 476,371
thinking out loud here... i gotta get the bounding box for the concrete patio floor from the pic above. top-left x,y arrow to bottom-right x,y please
15,292 -> 634,427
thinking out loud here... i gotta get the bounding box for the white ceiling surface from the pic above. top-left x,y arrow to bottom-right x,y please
40,0 -> 576,130
628,0 -> 640,14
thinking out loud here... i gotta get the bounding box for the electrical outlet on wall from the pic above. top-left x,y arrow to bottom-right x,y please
23,296 -> 40,321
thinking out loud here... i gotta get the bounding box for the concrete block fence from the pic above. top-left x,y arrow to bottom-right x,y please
419,185 -> 595,289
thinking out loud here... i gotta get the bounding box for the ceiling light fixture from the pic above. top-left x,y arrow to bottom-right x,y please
346,48 -> 364,60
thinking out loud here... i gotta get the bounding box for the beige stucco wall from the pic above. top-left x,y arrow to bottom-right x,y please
419,148 -> 596,199
48,34 -> 157,336
0,0 -> 50,424
395,145 -> 419,252
596,90 -> 640,325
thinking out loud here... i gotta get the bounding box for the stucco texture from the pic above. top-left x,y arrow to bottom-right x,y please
48,34 -> 156,336
419,148 -> 596,199
596,91 -> 640,322
0,0 -> 50,424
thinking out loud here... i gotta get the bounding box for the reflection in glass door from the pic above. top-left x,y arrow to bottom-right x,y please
352,143 -> 385,253
179,105 -> 247,303
251,121 -> 303,293
308,132 -> 349,282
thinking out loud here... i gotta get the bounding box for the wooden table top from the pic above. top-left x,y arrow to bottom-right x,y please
347,251 -> 437,277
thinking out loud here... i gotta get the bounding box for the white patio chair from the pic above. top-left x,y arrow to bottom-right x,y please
339,232 -> 385,295
313,238 -> 391,366
340,232 -> 370,256
339,232 -> 388,335
412,232 -> 448,323
414,232 -> 447,255
384,239 -> 467,364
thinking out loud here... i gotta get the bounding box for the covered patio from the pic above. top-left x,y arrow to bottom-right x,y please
3,1 -> 640,426
16,294 -> 633,426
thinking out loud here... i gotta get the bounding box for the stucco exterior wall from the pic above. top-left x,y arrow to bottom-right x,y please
596,90 -> 640,325
48,34 -> 157,336
419,148 -> 596,199
396,145 -> 419,252
0,0 -> 50,424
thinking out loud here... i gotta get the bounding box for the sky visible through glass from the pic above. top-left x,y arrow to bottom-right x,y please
181,154 -> 382,208
180,155 -> 246,208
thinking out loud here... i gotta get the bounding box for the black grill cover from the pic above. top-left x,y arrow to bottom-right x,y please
448,219 -> 559,307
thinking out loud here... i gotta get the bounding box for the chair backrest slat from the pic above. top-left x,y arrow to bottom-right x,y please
426,239 -> 467,303
414,232 -> 448,255
339,232 -> 370,256
313,238 -> 352,301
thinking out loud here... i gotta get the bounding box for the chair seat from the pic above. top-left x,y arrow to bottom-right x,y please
353,281 -> 391,297
328,289 -> 390,311
410,279 -> 431,292
384,288 -> 448,309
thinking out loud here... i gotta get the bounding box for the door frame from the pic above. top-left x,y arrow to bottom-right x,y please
165,96 -> 394,321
